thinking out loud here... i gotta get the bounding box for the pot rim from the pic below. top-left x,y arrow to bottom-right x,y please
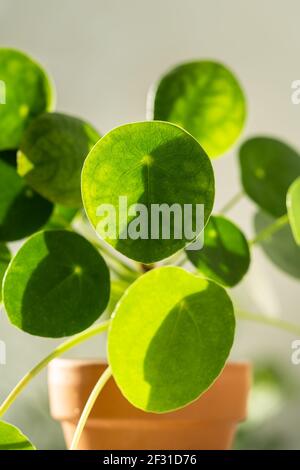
49,358 -> 251,369
48,359 -> 251,424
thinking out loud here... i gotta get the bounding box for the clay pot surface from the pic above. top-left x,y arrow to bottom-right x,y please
48,359 -> 251,450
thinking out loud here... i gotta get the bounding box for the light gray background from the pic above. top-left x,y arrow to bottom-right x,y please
0,0 -> 300,449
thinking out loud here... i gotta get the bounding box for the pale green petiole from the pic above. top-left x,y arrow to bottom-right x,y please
70,366 -> 112,450
249,213 -> 289,246
219,190 -> 245,215
0,320 -> 111,417
236,310 -> 300,336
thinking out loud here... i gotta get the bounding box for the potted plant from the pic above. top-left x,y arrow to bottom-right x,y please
0,49 -> 299,451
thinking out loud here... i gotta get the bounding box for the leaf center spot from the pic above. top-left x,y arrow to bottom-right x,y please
25,188 -> 33,198
141,154 -> 154,167
255,167 -> 265,179
73,265 -> 83,276
208,229 -> 217,238
19,104 -> 29,118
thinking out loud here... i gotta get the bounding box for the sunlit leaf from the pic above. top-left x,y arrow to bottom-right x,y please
82,121 -> 214,263
0,421 -> 35,450
18,113 -> 100,207
148,61 -> 246,158
287,177 -> 300,245
0,243 -> 11,302
3,230 -> 110,337
0,48 -> 54,150
108,266 -> 235,412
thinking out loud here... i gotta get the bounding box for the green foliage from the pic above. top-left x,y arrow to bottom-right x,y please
3,230 -> 110,337
0,421 -> 35,450
2,47 -> 293,438
0,243 -> 11,302
254,211 -> 300,279
0,150 -> 53,241
108,267 -> 235,413
82,121 -> 214,263
287,177 -> 300,245
45,205 -> 78,230
18,113 -> 100,207
148,61 -> 246,158
0,48 -> 54,150
240,137 -> 300,217
186,215 -> 250,287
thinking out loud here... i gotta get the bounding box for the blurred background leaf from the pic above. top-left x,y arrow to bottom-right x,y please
0,48 -> 54,150
0,150 -> 53,241
239,137 -> 300,217
254,211 -> 300,279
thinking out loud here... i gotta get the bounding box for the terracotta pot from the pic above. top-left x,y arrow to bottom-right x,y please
48,359 -> 251,450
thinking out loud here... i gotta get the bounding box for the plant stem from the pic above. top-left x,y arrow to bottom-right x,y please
75,211 -> 140,276
174,252 -> 187,267
70,366 -> 112,450
96,239 -> 138,274
249,213 -> 289,246
0,320 -> 111,418
104,253 -> 139,282
219,190 -> 244,215
236,310 -> 300,336
140,263 -> 155,272
89,238 -> 140,282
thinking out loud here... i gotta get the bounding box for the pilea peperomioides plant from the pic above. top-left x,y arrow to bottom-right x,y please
0,49 -> 300,450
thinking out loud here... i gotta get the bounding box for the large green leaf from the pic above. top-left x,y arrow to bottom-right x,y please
82,121 -> 214,263
186,215 -> 250,287
0,243 -> 11,302
254,211 -> 300,278
0,150 -> 53,241
0,48 -> 54,150
18,113 -> 100,207
239,137 -> 300,217
0,421 -> 35,450
3,230 -> 110,337
108,266 -> 235,413
287,177 -> 300,245
148,61 -> 246,158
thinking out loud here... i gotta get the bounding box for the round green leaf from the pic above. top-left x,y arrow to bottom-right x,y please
186,215 -> 250,287
239,137 -> 300,217
287,177 -> 300,245
148,61 -> 246,158
0,150 -> 53,241
0,243 -> 11,302
0,421 -> 35,450
0,48 -> 54,150
82,121 -> 214,263
254,211 -> 300,278
3,230 -> 110,337
108,266 -> 235,413
18,112 -> 100,207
